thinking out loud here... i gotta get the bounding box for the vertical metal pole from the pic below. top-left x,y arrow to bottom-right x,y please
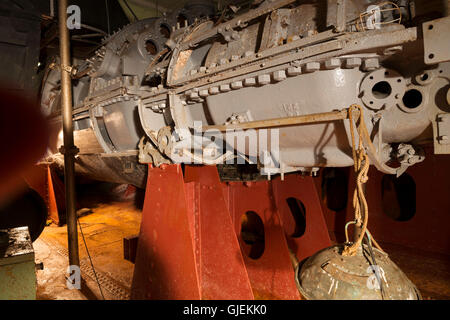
50,0 -> 55,18
105,0 -> 111,35
58,0 -> 79,267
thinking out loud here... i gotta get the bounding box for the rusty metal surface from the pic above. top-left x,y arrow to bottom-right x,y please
178,0 -> 298,49
0,227 -> 34,264
296,244 -> 421,300
0,227 -> 36,300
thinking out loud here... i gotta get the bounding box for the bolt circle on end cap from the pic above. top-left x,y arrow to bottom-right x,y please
359,68 -> 406,111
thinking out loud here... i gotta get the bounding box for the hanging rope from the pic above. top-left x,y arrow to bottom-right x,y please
342,104 -> 384,256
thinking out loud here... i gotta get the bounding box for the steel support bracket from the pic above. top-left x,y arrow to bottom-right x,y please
131,164 -> 331,299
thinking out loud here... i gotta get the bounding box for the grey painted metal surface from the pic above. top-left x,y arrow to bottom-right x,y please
0,227 -> 36,300
41,1 -> 450,185
423,17 -> 450,65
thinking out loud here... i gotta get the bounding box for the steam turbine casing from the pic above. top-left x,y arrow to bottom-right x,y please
41,1 -> 450,184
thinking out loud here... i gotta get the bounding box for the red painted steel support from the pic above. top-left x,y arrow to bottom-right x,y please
131,164 -> 201,299
24,165 -> 65,225
131,164 -> 254,299
224,180 -> 301,299
184,165 -> 254,299
131,164 -> 332,299
272,174 -> 332,263
223,175 -> 331,299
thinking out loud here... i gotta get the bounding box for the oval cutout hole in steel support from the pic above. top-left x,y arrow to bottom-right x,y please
381,173 -> 416,222
286,198 -> 307,238
240,211 -> 265,259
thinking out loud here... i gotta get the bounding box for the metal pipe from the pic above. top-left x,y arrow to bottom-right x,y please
105,0 -> 111,35
72,33 -> 105,39
58,0 -> 79,267
201,109 -> 350,132
50,0 -> 55,17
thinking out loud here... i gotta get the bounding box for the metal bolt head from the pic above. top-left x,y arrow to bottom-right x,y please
219,84 -> 231,92
287,66 -> 302,76
305,62 -> 320,73
199,89 -> 209,97
231,81 -> 243,89
362,58 -> 380,71
272,70 -> 286,82
325,58 -> 341,69
209,87 -> 220,95
244,78 -> 256,86
345,57 -> 362,68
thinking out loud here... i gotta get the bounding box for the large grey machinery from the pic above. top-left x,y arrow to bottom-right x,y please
41,0 -> 450,187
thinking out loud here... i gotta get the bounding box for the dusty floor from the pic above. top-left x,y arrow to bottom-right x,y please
35,182 -> 142,300
33,181 -> 450,300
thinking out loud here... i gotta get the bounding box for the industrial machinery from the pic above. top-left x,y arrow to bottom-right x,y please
39,0 -> 450,299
